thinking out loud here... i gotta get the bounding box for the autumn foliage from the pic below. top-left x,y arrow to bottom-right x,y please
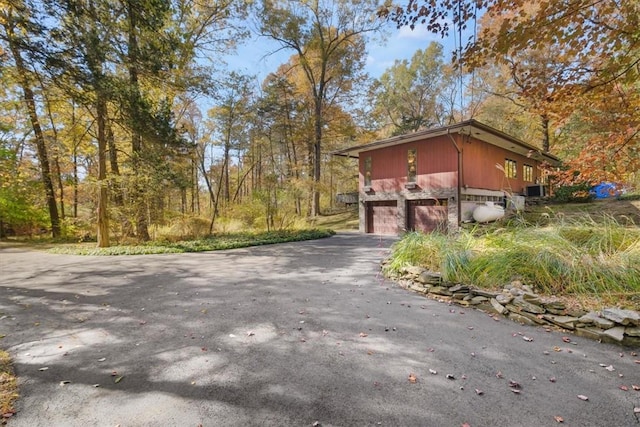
381,0 -> 640,186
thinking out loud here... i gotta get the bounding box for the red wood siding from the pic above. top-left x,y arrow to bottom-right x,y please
461,137 -> 542,192
359,136 -> 458,192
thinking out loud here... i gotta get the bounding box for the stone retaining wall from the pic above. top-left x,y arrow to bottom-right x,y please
390,265 -> 640,347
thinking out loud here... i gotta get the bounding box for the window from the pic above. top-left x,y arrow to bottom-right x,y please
505,159 -> 517,179
523,164 -> 534,182
407,149 -> 417,183
364,156 -> 372,187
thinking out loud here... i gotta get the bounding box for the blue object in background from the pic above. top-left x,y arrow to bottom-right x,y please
591,182 -> 620,199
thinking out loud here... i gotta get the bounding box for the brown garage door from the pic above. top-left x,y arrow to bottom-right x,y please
407,199 -> 448,233
366,201 -> 398,234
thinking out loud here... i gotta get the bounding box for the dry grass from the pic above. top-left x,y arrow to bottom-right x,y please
0,350 -> 18,424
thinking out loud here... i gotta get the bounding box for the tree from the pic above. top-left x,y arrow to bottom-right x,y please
381,0 -> 640,183
370,42 -> 450,136
1,4 -> 61,237
206,72 -> 254,230
257,0 -> 384,216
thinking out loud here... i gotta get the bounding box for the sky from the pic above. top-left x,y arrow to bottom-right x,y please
223,20 -> 461,85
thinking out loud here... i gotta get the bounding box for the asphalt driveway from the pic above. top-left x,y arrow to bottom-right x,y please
0,233 -> 639,426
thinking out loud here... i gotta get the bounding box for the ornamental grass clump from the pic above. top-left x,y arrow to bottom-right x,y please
386,215 -> 640,308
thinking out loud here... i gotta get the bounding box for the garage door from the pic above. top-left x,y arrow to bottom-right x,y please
407,199 -> 448,233
366,201 -> 398,234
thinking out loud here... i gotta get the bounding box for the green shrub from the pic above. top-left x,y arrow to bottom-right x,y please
552,183 -> 594,203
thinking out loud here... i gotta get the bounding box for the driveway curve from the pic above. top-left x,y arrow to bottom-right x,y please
0,233 -> 638,426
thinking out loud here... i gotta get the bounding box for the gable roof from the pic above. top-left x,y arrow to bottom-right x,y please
333,119 -> 561,165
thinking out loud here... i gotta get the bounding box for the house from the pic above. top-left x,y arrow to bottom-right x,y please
333,120 -> 560,235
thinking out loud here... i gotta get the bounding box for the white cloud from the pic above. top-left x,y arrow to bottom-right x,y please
397,25 -> 436,41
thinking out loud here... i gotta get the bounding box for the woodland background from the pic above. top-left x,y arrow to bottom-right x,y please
1,0 -> 638,247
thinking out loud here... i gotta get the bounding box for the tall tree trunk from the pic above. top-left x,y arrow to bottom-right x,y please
5,20 -> 61,237
311,96 -> 322,217
127,0 -> 150,241
96,93 -> 110,247
541,114 -> 550,153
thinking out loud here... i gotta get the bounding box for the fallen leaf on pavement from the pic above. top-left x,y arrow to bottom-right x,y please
619,385 -> 629,391
408,373 -> 417,383
359,332 -> 368,338
577,395 -> 589,401
605,365 -> 615,372
511,389 -> 521,394
429,369 -> 437,375
553,346 -> 562,352
562,337 -> 571,343
496,371 -> 504,379
114,376 -> 124,384
523,336 -> 533,342
632,385 -> 640,391
549,377 -> 557,383
508,380 -> 521,389
475,389 -> 484,395
554,415 -> 564,423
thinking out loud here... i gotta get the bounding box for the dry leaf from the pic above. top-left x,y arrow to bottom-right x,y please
523,336 -> 533,342
554,415 -> 564,423
429,369 -> 437,375
577,394 -> 589,401
632,385 -> 640,391
359,332 -> 368,338
553,346 -> 562,352
114,376 -> 124,384
562,337 -> 571,343
619,385 -> 629,391
605,365 -> 615,372
408,373 -> 417,383
508,380 -> 521,389
549,377 -> 557,383
475,389 -> 484,395
496,371 -> 504,379
511,389 -> 521,394
247,331 -> 255,336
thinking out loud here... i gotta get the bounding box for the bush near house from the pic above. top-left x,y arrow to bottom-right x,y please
384,215 -> 640,310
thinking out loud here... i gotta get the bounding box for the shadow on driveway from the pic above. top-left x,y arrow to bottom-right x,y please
1,233 -> 638,426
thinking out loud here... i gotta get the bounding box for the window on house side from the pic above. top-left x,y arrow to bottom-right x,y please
407,149 -> 417,183
364,156 -> 372,186
505,159 -> 517,179
523,164 -> 534,182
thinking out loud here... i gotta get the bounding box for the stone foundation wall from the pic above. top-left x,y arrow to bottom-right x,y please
390,265 -> 640,347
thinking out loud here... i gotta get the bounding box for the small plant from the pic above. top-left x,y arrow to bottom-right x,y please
0,350 -> 18,423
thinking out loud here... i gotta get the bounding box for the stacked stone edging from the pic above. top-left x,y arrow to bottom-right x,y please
390,265 -> 640,347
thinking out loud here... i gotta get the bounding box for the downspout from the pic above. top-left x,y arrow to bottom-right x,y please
447,129 -> 463,229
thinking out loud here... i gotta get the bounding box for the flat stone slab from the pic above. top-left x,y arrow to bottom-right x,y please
578,312 -> 615,330
602,326 -> 626,342
542,315 -> 578,330
602,308 -> 640,326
